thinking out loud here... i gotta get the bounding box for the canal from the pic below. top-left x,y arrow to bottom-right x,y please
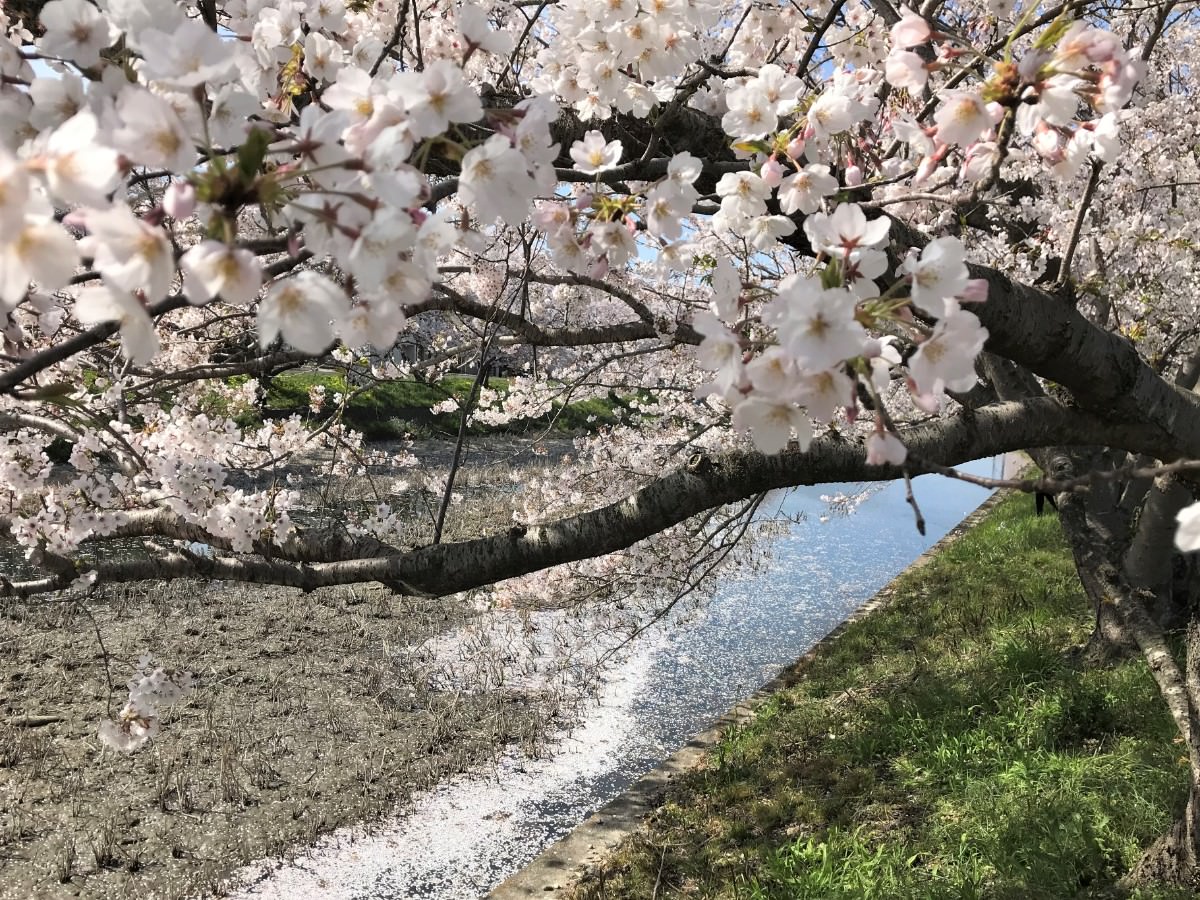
230,457 -> 999,900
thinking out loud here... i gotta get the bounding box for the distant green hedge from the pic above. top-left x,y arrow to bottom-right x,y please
262,371 -> 624,440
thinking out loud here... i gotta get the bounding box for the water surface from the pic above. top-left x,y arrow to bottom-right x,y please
232,458 -> 998,900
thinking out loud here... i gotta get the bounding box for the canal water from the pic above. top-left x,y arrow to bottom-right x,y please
230,458 -> 998,900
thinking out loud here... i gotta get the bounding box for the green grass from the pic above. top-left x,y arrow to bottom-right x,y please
574,494 -> 1190,900
262,371 -> 624,439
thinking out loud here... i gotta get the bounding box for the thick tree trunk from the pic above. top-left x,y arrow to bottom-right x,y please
1033,448 -> 1141,662
1130,772 -> 1200,888
1129,618 -> 1200,888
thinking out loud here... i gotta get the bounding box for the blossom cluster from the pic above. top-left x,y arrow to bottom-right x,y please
693,202 -> 988,459
98,655 -> 195,753
885,10 -> 1144,182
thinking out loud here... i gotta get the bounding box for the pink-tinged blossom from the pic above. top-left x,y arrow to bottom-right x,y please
393,61 -> 484,140
745,214 -> 796,250
732,396 -> 813,455
902,236 -> 971,317
163,181 -> 195,219
746,347 -> 797,399
760,157 -> 785,188
867,336 -> 904,394
324,67 -> 384,126
570,130 -> 623,174
890,8 -> 931,47
28,72 -> 86,132
885,50 -> 928,91
338,300 -> 406,352
532,200 -> 574,240
303,32 -> 344,83
694,310 -> 744,396
136,19 -> 237,88
1089,113 -> 1121,163
709,256 -> 741,321
180,242 -> 263,306
893,113 -> 936,157
98,661 -> 194,754
908,308 -> 988,397
960,279 -> 989,304
961,141 -> 999,183
306,0 -> 347,33
795,367 -> 854,423
756,64 -> 803,114
866,429 -> 907,465
207,85 -> 261,148
73,284 -> 160,364
459,3 -> 514,56
643,182 -> 691,241
806,92 -> 855,141
933,90 -> 990,148
722,83 -> 777,139
258,271 -> 349,355
588,220 -> 638,267
715,171 -> 769,222
0,147 -> 31,233
668,151 -> 703,187
345,208 -> 418,292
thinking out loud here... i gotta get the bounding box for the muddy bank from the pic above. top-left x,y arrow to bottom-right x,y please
0,439 -> 579,900
0,576 -> 567,900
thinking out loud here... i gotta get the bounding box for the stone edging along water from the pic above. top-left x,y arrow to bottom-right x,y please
488,487 -> 1013,899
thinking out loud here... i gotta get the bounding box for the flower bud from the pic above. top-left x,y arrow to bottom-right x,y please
760,156 -> 784,188
163,181 -> 196,219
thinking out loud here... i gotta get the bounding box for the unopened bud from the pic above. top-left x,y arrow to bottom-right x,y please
163,181 -> 196,219
760,157 -> 784,188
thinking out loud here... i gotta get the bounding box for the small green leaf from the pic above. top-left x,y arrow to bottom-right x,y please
236,128 -> 273,185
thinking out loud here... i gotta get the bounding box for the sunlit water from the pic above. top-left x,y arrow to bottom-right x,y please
230,459 -> 998,900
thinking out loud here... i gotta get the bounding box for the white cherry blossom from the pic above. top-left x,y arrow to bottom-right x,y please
732,396 -> 813,454
777,165 -> 838,215
73,283 -> 159,363
908,308 -> 989,397
39,0 -> 116,68
75,204 -> 174,301
902,236 -> 971,317
570,131 -> 624,174
259,271 -> 350,355
180,242 -> 264,306
460,135 -> 538,225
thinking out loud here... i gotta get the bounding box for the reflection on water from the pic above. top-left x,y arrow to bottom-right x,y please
233,459 -> 997,900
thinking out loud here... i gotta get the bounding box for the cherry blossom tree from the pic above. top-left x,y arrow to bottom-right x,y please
0,0 -> 1199,883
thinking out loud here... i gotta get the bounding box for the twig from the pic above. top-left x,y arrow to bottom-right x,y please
910,455 -> 1200,495
74,599 -> 115,717
903,470 -> 927,535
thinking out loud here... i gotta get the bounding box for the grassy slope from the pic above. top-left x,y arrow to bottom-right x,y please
574,493 -> 1189,900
